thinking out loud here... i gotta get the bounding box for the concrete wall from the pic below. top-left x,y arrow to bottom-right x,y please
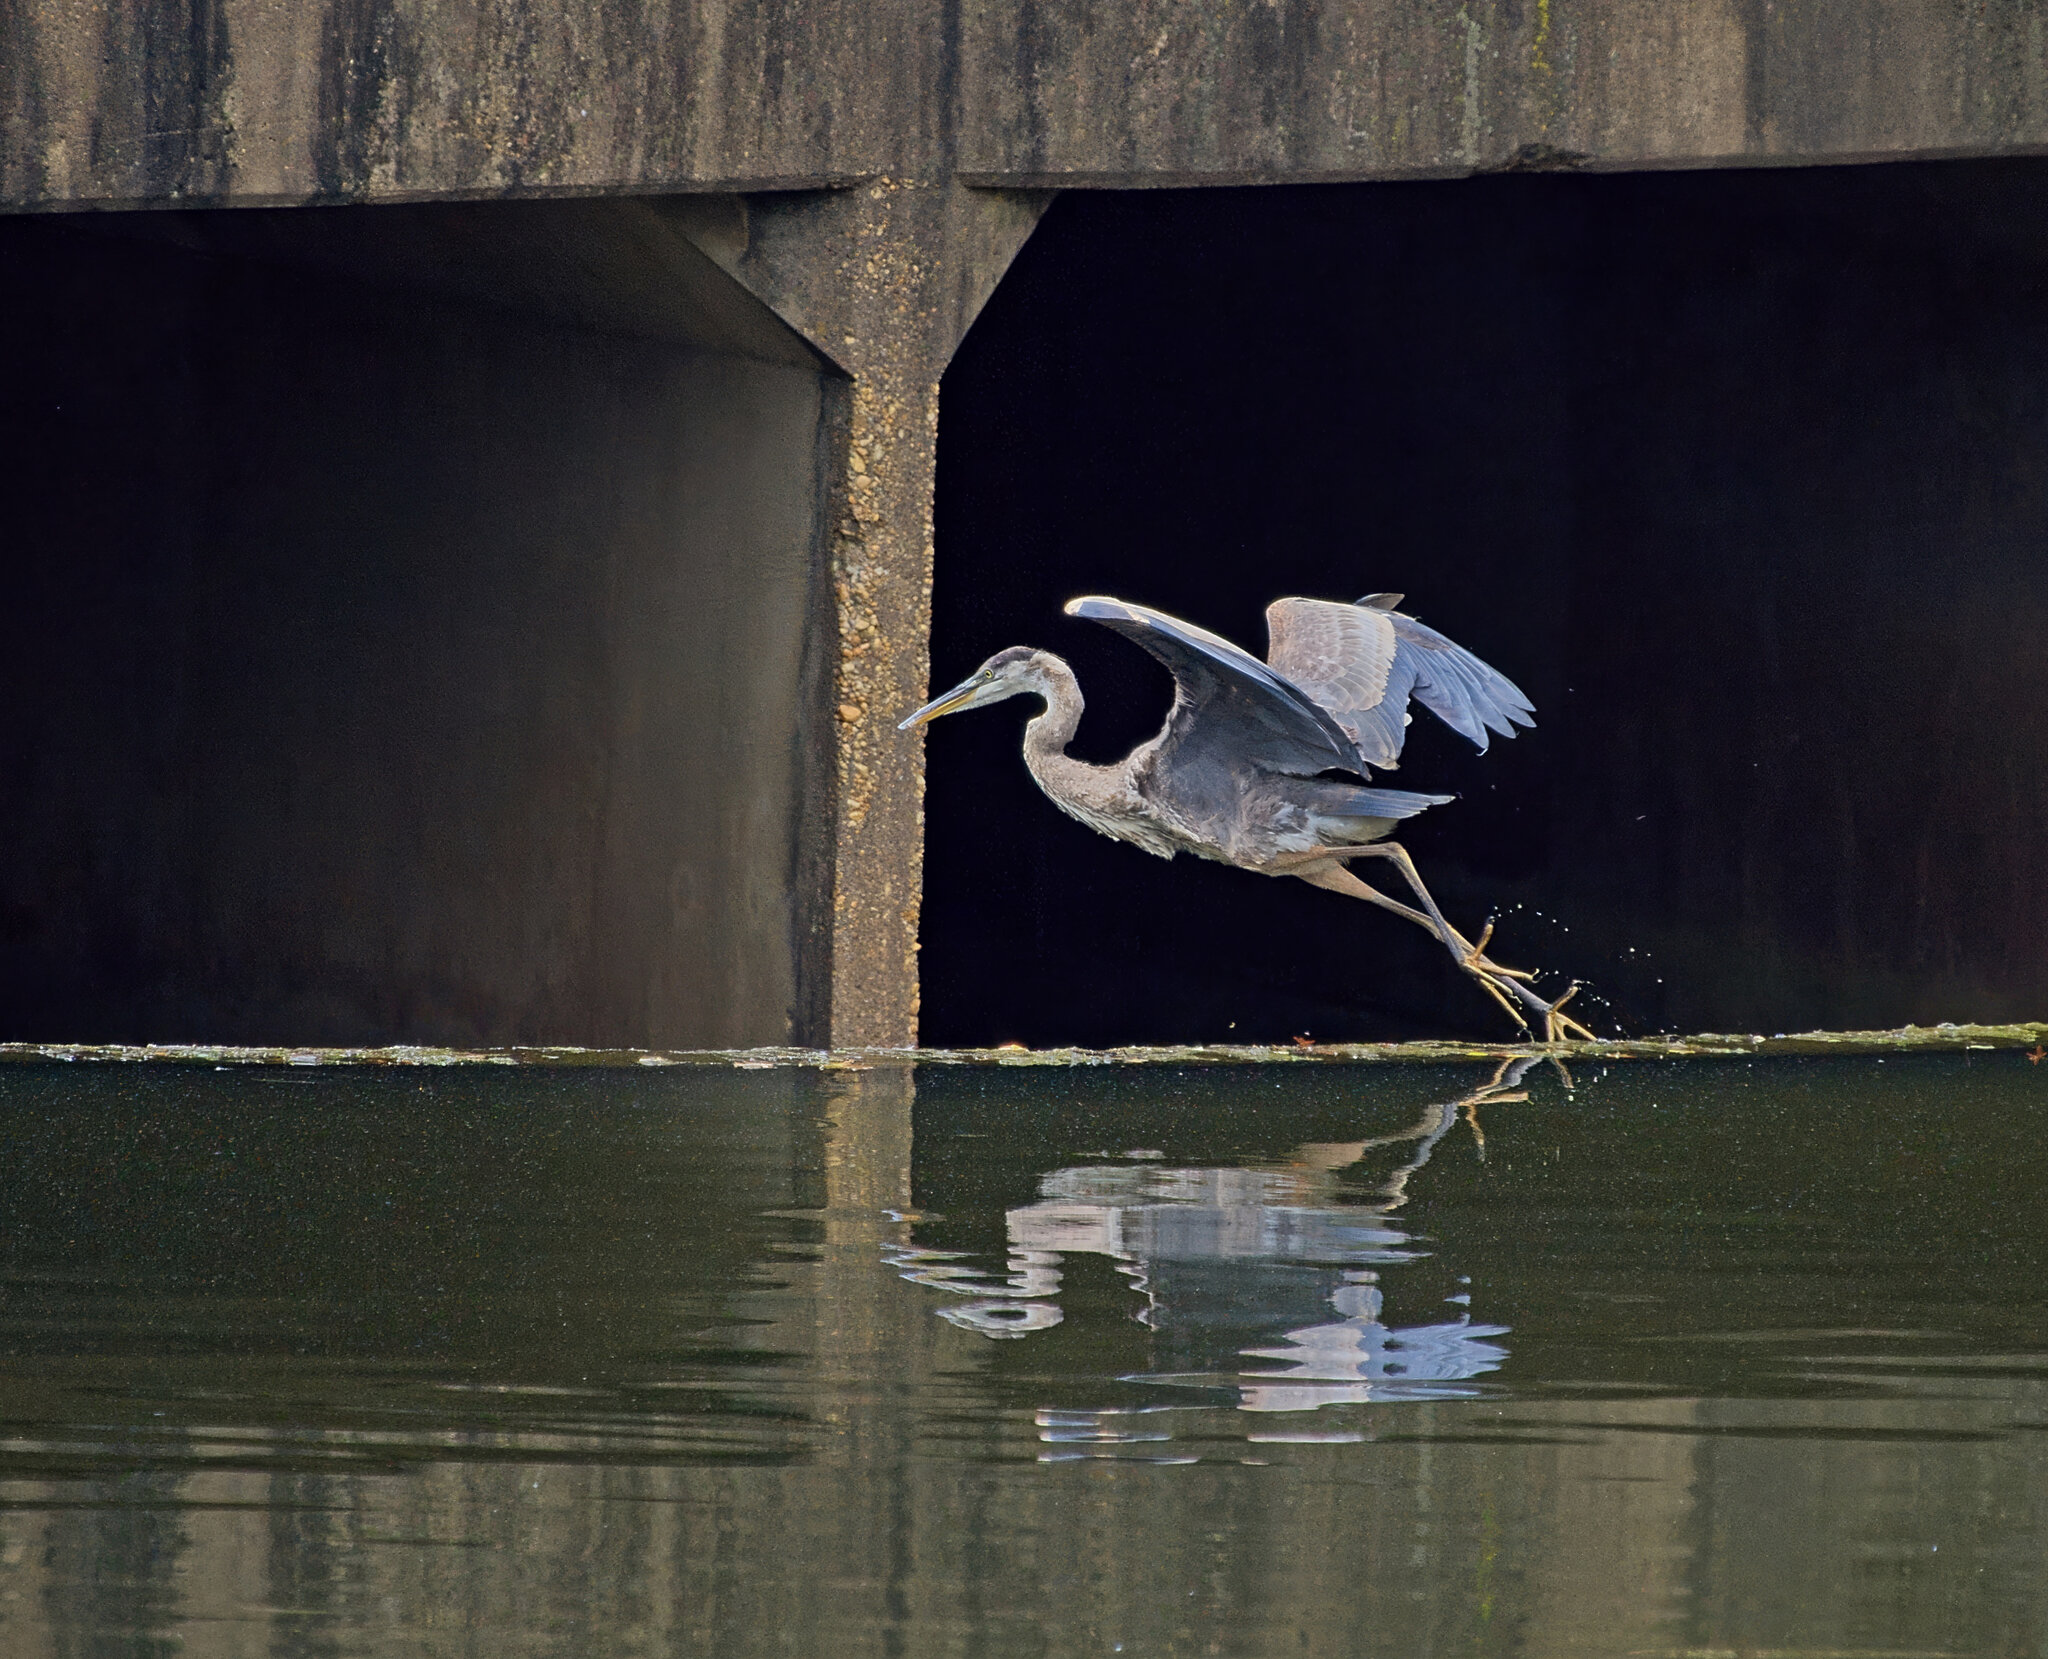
960,0 -> 2048,184
0,206 -> 834,1046
5,1 -> 2048,1044
6,1 -> 2048,207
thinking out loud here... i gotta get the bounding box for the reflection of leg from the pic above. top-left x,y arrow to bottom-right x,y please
1461,1055 -> 1540,1158
1283,1057 -> 1542,1210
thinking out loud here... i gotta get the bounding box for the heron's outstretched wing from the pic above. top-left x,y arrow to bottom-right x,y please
1063,596 -> 1359,776
1265,596 -> 1535,769
1263,599 -> 1399,759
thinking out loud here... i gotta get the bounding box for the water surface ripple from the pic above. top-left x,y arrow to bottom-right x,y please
0,1053 -> 2041,1655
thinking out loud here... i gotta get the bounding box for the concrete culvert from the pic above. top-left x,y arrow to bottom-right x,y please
926,162 -> 2048,1046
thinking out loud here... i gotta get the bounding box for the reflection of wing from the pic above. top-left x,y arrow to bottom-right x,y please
1265,596 -> 1536,770
1064,597 -> 1360,781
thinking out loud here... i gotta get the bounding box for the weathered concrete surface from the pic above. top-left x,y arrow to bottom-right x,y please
8,2 -> 2048,209
0,0 -> 948,205
0,206 -> 832,1048
959,0 -> 2048,184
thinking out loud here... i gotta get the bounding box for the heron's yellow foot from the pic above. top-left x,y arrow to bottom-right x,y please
1465,963 -> 1539,1034
1459,921 -> 1538,982
1541,984 -> 1597,1044
1463,965 -> 1530,1031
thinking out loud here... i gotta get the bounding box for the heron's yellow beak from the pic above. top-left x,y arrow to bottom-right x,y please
897,676 -> 985,730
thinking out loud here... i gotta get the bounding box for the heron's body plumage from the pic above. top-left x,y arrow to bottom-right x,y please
1017,594 -> 1528,872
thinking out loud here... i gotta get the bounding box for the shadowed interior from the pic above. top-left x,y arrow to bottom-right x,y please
927,161 -> 2048,1045
0,202 -> 836,1048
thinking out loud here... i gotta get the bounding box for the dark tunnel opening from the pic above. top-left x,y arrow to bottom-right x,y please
0,199 -> 837,1049
927,161 -> 2048,1047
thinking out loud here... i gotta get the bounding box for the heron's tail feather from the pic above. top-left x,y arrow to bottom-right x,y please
1289,781 -> 1456,845
1315,784 -> 1456,819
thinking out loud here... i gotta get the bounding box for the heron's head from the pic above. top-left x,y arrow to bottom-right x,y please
898,647 -> 1062,730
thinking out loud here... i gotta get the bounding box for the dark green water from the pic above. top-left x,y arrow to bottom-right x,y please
0,1053 -> 2043,1656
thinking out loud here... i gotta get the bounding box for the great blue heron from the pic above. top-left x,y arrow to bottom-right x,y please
900,592 -> 1591,1040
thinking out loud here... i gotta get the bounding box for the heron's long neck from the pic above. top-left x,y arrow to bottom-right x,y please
1021,660 -> 1130,814
1023,660 -> 1086,764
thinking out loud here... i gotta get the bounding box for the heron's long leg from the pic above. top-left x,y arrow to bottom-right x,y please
1293,854 -> 1595,1041
1265,846 -> 1516,963
1271,852 -> 1517,970
1297,846 -> 1530,996
1272,842 -> 1595,1039
1349,842 -> 1487,967
1293,860 -> 1534,1031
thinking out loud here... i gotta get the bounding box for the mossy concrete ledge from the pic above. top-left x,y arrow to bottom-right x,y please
0,1023 -> 2041,1072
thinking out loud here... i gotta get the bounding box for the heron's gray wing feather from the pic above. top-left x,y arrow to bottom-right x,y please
1064,596 -> 1359,775
1264,598 -> 1402,767
1386,612 -> 1536,752
1267,596 -> 1536,762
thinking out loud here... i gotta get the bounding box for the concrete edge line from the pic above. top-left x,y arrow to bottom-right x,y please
0,1023 -> 2042,1071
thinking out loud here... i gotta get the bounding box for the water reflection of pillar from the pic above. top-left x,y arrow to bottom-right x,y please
16,1465 -> 193,1649
810,1064 -> 927,1634
821,1064 -> 915,1237
815,1060 -> 919,1435
1517,1397 -> 1699,1655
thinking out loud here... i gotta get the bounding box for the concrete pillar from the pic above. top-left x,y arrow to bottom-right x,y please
673,183 -> 1049,1046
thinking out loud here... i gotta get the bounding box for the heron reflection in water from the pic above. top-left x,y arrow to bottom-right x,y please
889,1060 -> 1536,1415
902,593 -> 1593,1039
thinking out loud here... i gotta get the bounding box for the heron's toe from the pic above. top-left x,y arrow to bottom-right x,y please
1539,984 -> 1596,1044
